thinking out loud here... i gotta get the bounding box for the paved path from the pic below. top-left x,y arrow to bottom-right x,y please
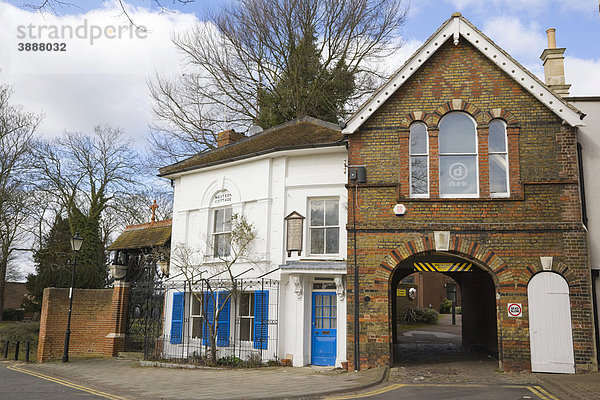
16,358 -> 384,399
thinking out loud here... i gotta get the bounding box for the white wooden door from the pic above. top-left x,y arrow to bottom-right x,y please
528,272 -> 575,374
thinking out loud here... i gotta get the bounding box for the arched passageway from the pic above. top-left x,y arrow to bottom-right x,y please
390,253 -> 498,365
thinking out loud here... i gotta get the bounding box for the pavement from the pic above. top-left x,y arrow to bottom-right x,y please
3,315 -> 600,399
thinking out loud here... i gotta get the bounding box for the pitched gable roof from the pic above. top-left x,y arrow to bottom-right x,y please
342,13 -> 584,135
159,116 -> 344,177
108,219 -> 172,251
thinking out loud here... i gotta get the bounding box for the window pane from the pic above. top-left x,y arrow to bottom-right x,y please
439,113 -> 477,154
323,318 -> 330,329
240,318 -> 251,341
316,318 -> 322,329
316,295 -> 322,306
325,227 -> 339,254
239,293 -> 250,316
214,233 -> 231,257
332,317 -> 337,328
490,154 -> 508,194
410,123 -> 428,154
489,120 -> 507,153
316,306 -> 322,317
191,295 -> 201,315
224,208 -> 232,231
439,155 -> 478,196
325,200 -> 339,225
192,317 -> 203,338
311,228 -> 324,254
323,295 -> 330,306
214,209 -> 224,233
330,296 -> 336,313
311,200 -> 324,226
410,156 -> 428,195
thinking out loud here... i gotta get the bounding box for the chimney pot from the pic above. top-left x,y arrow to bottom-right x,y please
546,28 -> 557,48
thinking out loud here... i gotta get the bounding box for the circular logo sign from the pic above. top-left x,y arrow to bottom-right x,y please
508,303 -> 522,317
449,162 -> 468,181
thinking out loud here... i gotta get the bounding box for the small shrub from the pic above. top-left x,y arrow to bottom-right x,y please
246,352 -> 262,366
400,306 -> 438,325
0,321 -> 39,342
217,355 -> 245,367
439,299 -> 452,314
2,308 -> 25,321
455,306 -> 462,314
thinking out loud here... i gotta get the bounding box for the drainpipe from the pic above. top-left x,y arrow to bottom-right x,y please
353,181 -> 360,371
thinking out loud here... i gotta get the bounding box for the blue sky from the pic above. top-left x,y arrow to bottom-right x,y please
1,0 -> 599,146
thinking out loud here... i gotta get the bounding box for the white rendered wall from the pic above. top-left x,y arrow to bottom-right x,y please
570,99 -> 600,270
167,146 -> 348,365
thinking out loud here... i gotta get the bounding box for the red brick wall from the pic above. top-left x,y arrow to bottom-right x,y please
37,283 -> 129,362
346,38 -> 596,373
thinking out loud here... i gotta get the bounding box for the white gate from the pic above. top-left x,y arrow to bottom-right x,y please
527,272 -> 575,374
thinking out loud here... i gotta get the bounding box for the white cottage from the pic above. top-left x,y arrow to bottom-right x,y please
158,117 -> 348,367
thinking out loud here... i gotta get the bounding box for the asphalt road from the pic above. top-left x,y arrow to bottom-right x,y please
325,383 -> 557,400
0,363 -> 112,400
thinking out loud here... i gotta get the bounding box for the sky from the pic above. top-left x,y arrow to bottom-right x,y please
0,0 -> 599,147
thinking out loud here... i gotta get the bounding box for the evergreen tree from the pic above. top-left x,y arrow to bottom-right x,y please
257,26 -> 355,128
25,216 -> 71,312
25,212 -> 107,312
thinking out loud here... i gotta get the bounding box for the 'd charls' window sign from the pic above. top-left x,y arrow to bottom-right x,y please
285,211 -> 305,257
213,190 -> 232,205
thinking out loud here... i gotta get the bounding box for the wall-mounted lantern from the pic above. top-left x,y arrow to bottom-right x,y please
285,211 -> 305,257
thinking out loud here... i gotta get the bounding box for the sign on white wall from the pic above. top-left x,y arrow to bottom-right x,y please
214,191 -> 232,205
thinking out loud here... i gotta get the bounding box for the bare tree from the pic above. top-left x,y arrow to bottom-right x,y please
149,0 -> 408,163
171,214 -> 257,364
31,125 -> 137,234
0,84 -> 40,319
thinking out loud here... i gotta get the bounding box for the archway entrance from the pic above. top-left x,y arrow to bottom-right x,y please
390,253 -> 498,365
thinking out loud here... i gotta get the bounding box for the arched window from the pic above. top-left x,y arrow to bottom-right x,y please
409,122 -> 429,197
489,119 -> 509,197
438,112 -> 479,197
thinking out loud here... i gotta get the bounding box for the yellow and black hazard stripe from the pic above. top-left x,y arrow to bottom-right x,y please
413,262 -> 472,272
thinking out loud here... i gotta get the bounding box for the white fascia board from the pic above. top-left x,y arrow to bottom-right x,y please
281,269 -> 347,275
161,145 -> 347,179
343,16 -> 583,135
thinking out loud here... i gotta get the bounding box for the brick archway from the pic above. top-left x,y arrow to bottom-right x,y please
374,235 -> 513,290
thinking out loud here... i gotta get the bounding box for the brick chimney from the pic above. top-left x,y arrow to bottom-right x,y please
217,129 -> 245,147
540,28 -> 570,96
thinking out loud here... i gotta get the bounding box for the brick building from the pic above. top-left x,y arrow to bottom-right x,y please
343,14 -> 596,373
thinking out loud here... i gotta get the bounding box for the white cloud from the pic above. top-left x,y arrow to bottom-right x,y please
482,16 -> 546,65
0,1 -> 199,144
565,56 -> 600,96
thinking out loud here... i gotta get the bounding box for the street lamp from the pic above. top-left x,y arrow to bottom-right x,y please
62,231 -> 84,363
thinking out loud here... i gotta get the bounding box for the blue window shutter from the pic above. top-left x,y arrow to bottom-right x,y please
170,292 -> 184,344
253,291 -> 269,349
203,292 -> 215,346
217,292 -> 231,347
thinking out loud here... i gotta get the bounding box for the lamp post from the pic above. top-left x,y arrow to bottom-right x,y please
62,231 -> 84,363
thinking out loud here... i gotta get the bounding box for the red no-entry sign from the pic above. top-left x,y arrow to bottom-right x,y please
508,303 -> 522,317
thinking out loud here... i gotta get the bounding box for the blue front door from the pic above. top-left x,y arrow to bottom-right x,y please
311,292 -> 337,366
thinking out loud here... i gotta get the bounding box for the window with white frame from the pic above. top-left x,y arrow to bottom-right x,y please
309,199 -> 339,255
213,207 -> 232,257
489,119 -> 509,197
239,292 -> 254,341
190,293 -> 203,339
439,112 -> 479,197
410,122 -> 429,197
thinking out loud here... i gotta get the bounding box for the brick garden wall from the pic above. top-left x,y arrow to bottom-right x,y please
37,283 -> 129,362
346,38 -> 597,372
